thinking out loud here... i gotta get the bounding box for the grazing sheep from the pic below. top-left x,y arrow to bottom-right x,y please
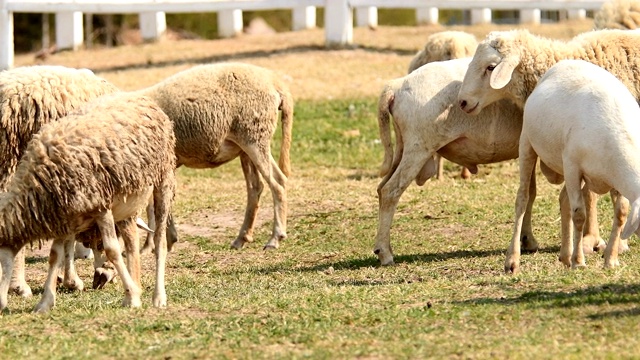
407,31 -> 478,73
407,31 -> 478,180
0,92 -> 176,312
510,60 -> 640,274
457,28 -> 640,256
136,62 -> 292,251
0,65 -> 119,298
594,0 -> 640,30
375,58 -> 530,265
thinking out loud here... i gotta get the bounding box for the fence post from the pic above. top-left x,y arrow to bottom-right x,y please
325,0 -> 352,46
416,7 -> 439,25
218,9 -> 243,37
520,9 -> 541,24
356,6 -> 377,28
293,6 -> 316,30
140,11 -> 166,42
56,11 -> 83,51
471,8 -> 491,24
568,9 -> 586,20
0,3 -> 12,70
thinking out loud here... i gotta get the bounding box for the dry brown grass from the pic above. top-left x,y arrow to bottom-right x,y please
15,19 -> 595,100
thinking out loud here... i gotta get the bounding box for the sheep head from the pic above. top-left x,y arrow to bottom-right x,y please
458,30 -> 521,115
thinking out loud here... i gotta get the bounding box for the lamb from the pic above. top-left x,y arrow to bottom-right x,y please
407,31 -> 478,180
457,28 -> 640,258
0,92 -> 176,312
135,62 -> 293,251
375,58 -> 531,265
510,59 -> 640,274
0,65 -> 119,298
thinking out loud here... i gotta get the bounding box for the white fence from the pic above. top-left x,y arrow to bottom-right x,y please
1,0 -> 608,70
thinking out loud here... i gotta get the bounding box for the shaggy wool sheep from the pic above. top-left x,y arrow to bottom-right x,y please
375,58 -> 534,266
407,31 -> 478,73
457,28 -> 640,256
594,0 -> 640,30
0,92 -> 176,312
509,60 -> 640,274
0,65 -> 119,298
136,62 -> 293,251
407,31 -> 478,181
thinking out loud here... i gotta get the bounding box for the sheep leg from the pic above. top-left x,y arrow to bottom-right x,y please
582,188 -> 606,253
434,154 -> 444,180
520,170 -> 539,253
140,197 -> 156,255
506,141 -> 537,274
0,246 -> 18,311
603,190 -> 629,268
151,175 -> 173,307
564,166 -> 587,269
558,186 -> 573,267
120,218 -> 141,287
241,146 -> 287,250
9,247 -> 32,297
34,237 -> 66,313
97,210 -> 141,308
62,235 -> 84,292
92,243 -> 117,290
375,150 -> 432,265
230,153 -> 263,250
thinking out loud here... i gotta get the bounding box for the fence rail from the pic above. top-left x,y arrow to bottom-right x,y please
0,0 -> 608,70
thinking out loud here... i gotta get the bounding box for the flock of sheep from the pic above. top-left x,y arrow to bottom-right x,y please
2,0 -> 640,314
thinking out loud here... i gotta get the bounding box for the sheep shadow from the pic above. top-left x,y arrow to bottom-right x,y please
453,282 -> 640,319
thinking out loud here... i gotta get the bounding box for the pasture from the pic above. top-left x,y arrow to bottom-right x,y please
3,19 -> 640,359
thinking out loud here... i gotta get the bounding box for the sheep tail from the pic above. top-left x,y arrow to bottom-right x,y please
378,85 -> 395,177
621,197 -> 640,239
277,90 -> 293,178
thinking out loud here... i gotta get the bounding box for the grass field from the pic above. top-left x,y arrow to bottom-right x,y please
2,18 -> 639,359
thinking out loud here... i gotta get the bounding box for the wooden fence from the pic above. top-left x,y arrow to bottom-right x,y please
0,0 -> 608,69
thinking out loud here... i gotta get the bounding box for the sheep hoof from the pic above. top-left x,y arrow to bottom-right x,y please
263,243 -> 279,251
33,300 -> 53,313
520,235 -> 538,253
619,239 -> 630,253
504,260 -> 519,274
93,268 -> 117,290
604,259 -> 620,269
10,283 -> 32,298
375,249 -> 395,266
63,278 -> 85,292
582,234 -> 606,254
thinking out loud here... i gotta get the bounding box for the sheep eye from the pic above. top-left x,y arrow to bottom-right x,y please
487,65 -> 496,71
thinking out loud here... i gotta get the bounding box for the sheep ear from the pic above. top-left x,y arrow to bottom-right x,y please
489,58 -> 517,89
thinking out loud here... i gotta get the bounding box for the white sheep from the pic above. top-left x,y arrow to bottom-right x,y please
457,28 -> 640,258
594,0 -> 640,30
0,65 -> 119,298
136,62 -> 293,251
407,31 -> 478,181
509,59 -> 640,274
0,92 -> 176,312
375,58 -> 530,265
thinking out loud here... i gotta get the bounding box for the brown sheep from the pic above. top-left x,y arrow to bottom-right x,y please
137,62 -> 293,251
0,92 -> 176,312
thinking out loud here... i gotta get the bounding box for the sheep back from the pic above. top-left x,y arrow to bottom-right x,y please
0,92 -> 176,247
407,31 -> 478,73
141,62 -> 291,173
594,0 -> 640,30
0,65 -> 119,190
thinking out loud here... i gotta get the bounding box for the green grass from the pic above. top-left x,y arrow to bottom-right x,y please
3,98 -> 640,359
